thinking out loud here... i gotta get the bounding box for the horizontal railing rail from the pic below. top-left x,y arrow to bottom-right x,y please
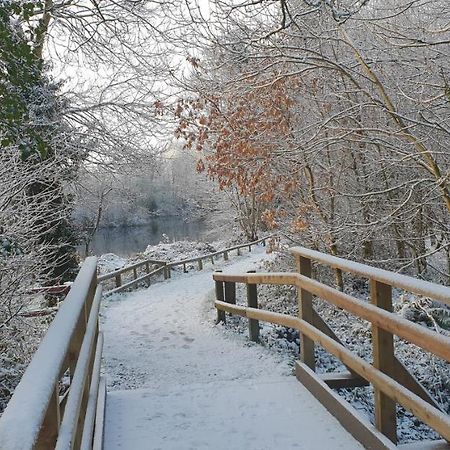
290,246 -> 450,306
0,257 -> 106,450
213,254 -> 450,446
97,259 -> 166,282
100,236 -> 271,295
105,265 -> 168,296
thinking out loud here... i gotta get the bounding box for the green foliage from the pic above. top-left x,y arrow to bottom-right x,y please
0,1 -> 47,159
0,1 -> 83,282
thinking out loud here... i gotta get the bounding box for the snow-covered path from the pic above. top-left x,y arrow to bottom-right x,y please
101,248 -> 364,450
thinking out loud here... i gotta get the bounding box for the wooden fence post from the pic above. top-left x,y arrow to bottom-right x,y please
35,386 -> 60,450
215,270 -> 225,323
163,265 -> 170,280
133,267 -> 138,279
210,256 -> 214,265
246,270 -> 259,342
198,259 -> 203,270
145,261 -> 150,273
115,271 -> 122,288
371,279 -> 397,444
183,263 -> 187,273
248,245 -> 252,252
224,281 -> 236,304
296,256 -> 315,370
223,251 -> 229,261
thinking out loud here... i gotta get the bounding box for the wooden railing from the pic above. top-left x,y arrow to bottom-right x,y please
213,247 -> 450,447
0,257 -> 105,450
99,236 -> 270,295
98,259 -> 168,295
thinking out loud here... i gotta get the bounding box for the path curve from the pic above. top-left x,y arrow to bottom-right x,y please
102,248 -> 364,450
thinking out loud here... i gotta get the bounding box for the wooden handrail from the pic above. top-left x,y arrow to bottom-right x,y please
214,300 -> 450,442
213,261 -> 450,444
97,259 -> 166,282
290,247 -> 450,306
168,236 -> 270,267
105,265 -> 167,296
214,272 -> 450,361
99,236 -> 272,294
0,257 -> 105,450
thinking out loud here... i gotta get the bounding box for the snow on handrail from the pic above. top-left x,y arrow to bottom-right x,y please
55,285 -> 103,449
0,257 -> 98,450
168,236 -> 270,266
99,236 -> 272,294
291,246 -> 450,305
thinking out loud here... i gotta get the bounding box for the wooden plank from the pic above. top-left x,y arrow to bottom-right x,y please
371,280 -> 397,444
296,256 -> 315,370
319,372 -> 370,389
296,362 -> 395,450
35,386 -> 61,450
80,332 -> 104,450
312,309 -> 365,381
398,440 -> 450,450
92,377 -> 106,450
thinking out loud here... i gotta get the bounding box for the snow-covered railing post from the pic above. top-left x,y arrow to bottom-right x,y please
295,255 -> 315,371
246,270 -> 259,342
370,280 -> 397,444
215,270 -> 226,323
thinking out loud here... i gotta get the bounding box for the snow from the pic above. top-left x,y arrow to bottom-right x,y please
226,252 -> 449,443
98,253 -> 128,274
0,257 -> 98,450
101,247 -> 363,449
106,379 -> 360,450
142,239 -> 216,262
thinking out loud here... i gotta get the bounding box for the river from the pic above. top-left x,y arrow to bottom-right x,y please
79,218 -> 208,257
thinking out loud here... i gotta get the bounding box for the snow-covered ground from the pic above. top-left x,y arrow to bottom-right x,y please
101,247 -> 364,450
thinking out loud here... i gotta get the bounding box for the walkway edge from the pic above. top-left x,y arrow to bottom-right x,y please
295,361 -> 395,450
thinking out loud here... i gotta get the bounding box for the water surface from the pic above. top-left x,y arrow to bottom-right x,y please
80,217 -> 207,256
